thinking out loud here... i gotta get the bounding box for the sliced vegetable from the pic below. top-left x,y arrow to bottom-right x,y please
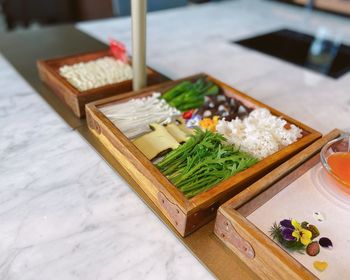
165,123 -> 189,143
133,123 -> 180,160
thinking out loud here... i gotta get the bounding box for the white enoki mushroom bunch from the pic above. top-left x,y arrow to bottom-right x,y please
216,108 -> 302,159
101,93 -> 181,139
59,57 -> 133,91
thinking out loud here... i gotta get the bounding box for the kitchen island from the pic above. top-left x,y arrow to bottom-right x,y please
1,0 -> 349,279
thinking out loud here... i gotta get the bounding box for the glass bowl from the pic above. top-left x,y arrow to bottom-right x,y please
320,133 -> 350,192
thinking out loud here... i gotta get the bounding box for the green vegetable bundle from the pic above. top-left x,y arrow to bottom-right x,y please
157,129 -> 258,198
161,78 -> 219,112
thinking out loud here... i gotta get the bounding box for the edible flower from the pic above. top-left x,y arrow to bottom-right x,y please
291,219 -> 312,246
280,219 -> 296,241
199,116 -> 219,132
270,217 -> 333,265
186,115 -> 202,128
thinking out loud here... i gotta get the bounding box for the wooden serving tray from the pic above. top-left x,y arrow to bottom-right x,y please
86,73 -> 321,237
37,49 -> 168,118
214,129 -> 345,280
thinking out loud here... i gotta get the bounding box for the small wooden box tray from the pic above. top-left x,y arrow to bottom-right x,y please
86,73 -> 321,237
37,49 -> 168,118
214,129 -> 347,280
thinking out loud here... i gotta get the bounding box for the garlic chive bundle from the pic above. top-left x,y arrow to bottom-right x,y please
101,93 -> 181,139
59,57 -> 133,91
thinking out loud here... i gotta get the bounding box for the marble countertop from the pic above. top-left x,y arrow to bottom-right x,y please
1,0 -> 349,279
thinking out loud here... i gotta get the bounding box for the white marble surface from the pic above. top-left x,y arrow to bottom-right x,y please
1,1 -> 350,279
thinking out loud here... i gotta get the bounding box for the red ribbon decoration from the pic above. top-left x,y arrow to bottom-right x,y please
109,39 -> 128,63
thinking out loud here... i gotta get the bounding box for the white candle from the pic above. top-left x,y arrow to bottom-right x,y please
131,0 -> 147,90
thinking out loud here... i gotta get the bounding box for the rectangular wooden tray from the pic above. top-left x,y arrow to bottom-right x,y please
86,73 -> 321,237
37,49 -> 168,118
214,129 -> 344,280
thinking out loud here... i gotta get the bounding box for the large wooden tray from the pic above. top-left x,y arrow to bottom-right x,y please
214,129 -> 345,280
37,49 -> 168,118
86,73 -> 321,237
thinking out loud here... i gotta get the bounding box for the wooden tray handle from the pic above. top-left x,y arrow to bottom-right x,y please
215,211 -> 255,259
158,191 -> 187,234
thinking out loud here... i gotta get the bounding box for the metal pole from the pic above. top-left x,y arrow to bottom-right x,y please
131,0 -> 147,90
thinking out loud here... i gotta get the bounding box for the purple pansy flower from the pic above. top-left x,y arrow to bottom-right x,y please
280,219 -> 296,241
282,228 -> 296,241
280,219 -> 293,229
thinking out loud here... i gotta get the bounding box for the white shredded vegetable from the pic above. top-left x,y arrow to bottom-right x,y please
216,108 -> 302,159
59,57 -> 133,91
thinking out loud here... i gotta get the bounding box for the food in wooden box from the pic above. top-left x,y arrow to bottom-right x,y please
100,78 -> 304,198
59,57 -> 133,91
87,74 -> 321,236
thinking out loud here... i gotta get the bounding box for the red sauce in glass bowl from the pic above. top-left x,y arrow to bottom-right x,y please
328,152 -> 350,187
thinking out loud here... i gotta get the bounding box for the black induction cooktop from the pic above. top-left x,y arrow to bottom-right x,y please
234,29 -> 350,79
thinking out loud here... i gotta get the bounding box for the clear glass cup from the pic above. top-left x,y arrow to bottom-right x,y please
320,133 -> 350,191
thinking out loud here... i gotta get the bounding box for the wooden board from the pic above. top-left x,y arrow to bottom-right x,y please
37,49 -> 168,118
86,73 -> 321,237
214,129 -> 344,280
